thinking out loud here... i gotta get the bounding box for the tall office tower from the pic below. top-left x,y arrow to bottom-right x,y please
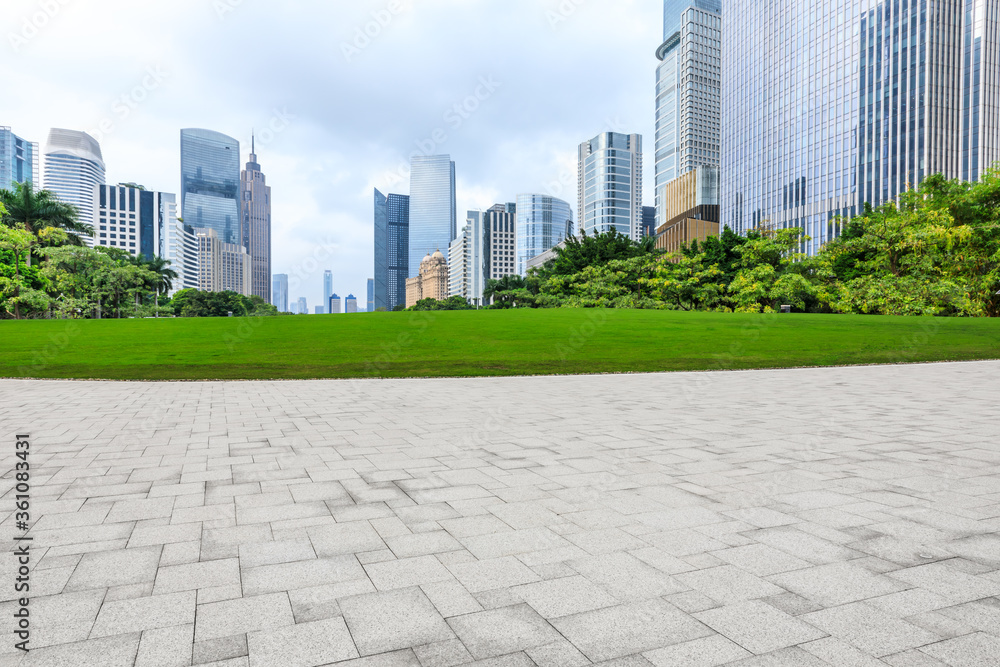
323,270 -> 334,307
373,189 -> 410,310
578,133 -> 643,240
484,204 -> 518,281
272,274 -> 289,312
193,228 -> 252,295
408,155 -> 456,278
93,185 -> 179,264
655,1 -> 722,226
345,294 -> 358,313
722,0 -> 1000,256
329,294 -> 342,314
43,129 -> 105,240
181,129 -> 241,246
297,297 -> 308,314
642,206 -> 658,238
240,137 -> 272,302
367,279 -> 374,313
515,195 -> 573,276
448,210 -> 487,305
0,127 -> 39,191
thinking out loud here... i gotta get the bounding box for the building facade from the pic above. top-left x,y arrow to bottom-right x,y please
297,297 -> 307,314
448,210 -> 486,305
485,204 -> 517,281
722,0 -> 1000,255
655,0 -> 722,225
655,165 -> 720,255
181,129 -> 241,247
515,194 -> 573,276
43,129 -> 105,239
578,133 -> 643,239
408,155 -> 456,278
373,189 -> 410,311
93,184 -> 179,266
0,127 -> 39,191
272,274 -> 289,312
329,294 -> 342,314
367,279 -> 374,313
405,250 -> 448,307
345,295 -> 358,313
193,228 -> 251,295
642,206 -> 657,238
240,138 -> 272,303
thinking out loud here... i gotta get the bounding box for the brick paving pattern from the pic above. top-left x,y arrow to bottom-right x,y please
1,361 -> 999,666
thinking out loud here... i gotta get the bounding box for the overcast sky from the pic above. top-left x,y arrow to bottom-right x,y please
4,0 -> 661,308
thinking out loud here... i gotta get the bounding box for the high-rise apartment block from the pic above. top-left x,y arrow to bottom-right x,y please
272,274 -> 289,312
448,210 -> 486,305
0,127 -> 39,191
92,185 -> 179,266
655,1 -> 721,226
181,129 -> 241,246
329,294 -> 342,314
345,294 -> 358,313
515,195 -> 572,276
408,155 -> 456,278
721,0 -> 1000,255
485,204 -> 517,281
578,133 -> 643,239
193,228 -> 251,295
373,189 -> 410,311
240,138 -> 272,303
43,129 -> 105,238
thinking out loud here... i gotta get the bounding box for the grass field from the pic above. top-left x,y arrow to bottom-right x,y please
1,309 -> 998,381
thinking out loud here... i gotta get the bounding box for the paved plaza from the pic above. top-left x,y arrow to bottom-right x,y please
2,361 -> 1000,666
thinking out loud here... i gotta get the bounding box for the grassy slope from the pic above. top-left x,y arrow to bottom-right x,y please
0,309 -> 997,380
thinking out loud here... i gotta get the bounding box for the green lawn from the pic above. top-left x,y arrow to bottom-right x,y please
1,309 -> 998,380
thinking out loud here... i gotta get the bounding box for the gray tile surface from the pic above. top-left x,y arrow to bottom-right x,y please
3,361 -> 1000,666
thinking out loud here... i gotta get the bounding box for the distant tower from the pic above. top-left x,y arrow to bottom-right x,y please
272,274 -> 289,312
181,129 -> 241,246
0,127 -> 39,191
323,270 -> 333,306
241,133 -> 272,302
345,294 -> 358,313
43,129 -> 106,241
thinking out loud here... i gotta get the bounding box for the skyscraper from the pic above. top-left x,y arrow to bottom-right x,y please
367,279 -> 374,313
408,155 -> 456,278
0,127 -> 39,191
181,129 -> 241,246
345,294 -> 358,313
193,228 -> 252,295
722,0 -> 1000,255
655,1 -> 721,225
297,297 -> 307,314
323,270 -> 333,307
272,274 -> 289,312
43,129 -> 105,239
578,133 -> 643,239
373,189 -> 410,311
448,210 -> 486,305
515,195 -> 573,276
485,204 -> 517,281
329,294 -> 342,314
92,184 -> 178,264
241,136 -> 272,303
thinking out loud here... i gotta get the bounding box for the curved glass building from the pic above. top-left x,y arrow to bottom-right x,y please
42,128 -> 106,239
515,194 -> 573,276
578,133 -> 643,239
181,129 -> 241,246
408,155 -> 456,278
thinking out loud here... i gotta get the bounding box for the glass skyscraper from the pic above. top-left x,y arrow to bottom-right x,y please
42,129 -> 105,239
373,189 -> 410,310
240,138 -> 272,303
408,155 -> 456,277
655,0 -> 721,226
0,127 -> 39,191
722,0 -> 1000,255
272,274 -> 289,312
578,133 -> 643,239
323,270 -> 333,307
367,278 -> 374,313
181,129 -> 241,246
515,194 -> 573,276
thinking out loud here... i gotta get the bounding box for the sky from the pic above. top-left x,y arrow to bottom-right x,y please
3,0 -> 662,310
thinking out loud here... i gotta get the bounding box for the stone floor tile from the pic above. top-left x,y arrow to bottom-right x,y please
308,521 -> 387,557
195,592 -> 295,642
237,539 -> 316,569
449,557 -> 541,593
709,543 -> 812,576
526,639 -> 590,667
18,633 -> 141,667
364,555 -> 454,591
91,591 -> 197,637
769,561 -> 909,606
676,565 -> 784,604
154,558 -> 241,594
242,555 -> 366,595
802,601 -> 942,657
385,530 -> 464,559
136,623 -> 194,667
341,587 -> 454,656
193,634 -> 249,664
65,545 -> 162,591
569,552 -> 686,601
919,632 -> 1000,666
888,562 -> 1000,604
420,579 -> 484,618
694,599 -> 826,654
551,598 -> 713,662
721,646 -> 832,666
447,603 -> 562,660
508,574 -> 618,618
644,634 -> 752,666
412,638 -> 474,667
247,616 -> 358,666
802,637 -> 902,666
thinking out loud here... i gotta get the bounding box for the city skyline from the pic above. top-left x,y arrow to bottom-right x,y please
2,0 -> 662,311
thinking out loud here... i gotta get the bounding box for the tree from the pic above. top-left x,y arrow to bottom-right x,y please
142,255 -> 178,313
0,183 -> 91,264
537,229 -> 659,278
640,254 -> 725,311
0,219 -> 48,319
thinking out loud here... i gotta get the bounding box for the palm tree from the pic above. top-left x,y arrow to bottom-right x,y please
0,182 -> 92,265
143,256 -> 178,314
